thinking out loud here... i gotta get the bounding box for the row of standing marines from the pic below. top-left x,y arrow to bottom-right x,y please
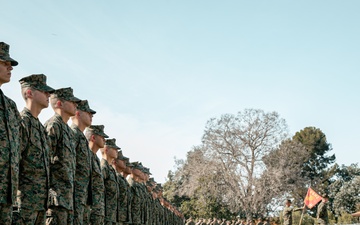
0,42 -> 185,225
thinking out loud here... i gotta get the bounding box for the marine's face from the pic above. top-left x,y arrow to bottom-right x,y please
141,171 -> 147,181
132,168 -> 142,177
146,185 -> 152,192
0,61 -> 13,86
94,134 -> 105,148
116,159 -> 126,170
125,166 -> 132,174
108,147 -> 118,159
33,89 -> 51,109
63,100 -> 77,116
80,110 -> 93,127
152,192 -> 157,199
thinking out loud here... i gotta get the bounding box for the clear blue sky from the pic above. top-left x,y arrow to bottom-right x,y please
2,0 -> 360,182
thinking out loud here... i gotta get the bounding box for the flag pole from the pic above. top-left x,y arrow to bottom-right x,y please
298,204 -> 306,225
300,186 -> 310,225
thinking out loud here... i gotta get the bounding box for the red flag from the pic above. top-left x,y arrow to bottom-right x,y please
304,187 -> 322,209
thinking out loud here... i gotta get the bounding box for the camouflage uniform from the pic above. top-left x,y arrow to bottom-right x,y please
283,200 -> 302,225
154,184 -> 164,225
138,183 -> 148,225
44,88 -> 81,225
18,108 -> 50,224
72,123 -> 91,225
116,172 -> 128,225
16,74 -> 54,225
115,151 -> 130,225
123,158 -> 133,224
145,182 -> 155,225
0,42 -> 20,225
85,125 -> 109,225
283,205 -> 294,225
146,196 -> 153,225
134,163 -> 148,225
127,175 -> 142,225
102,138 -> 121,225
317,200 -> 329,225
101,158 -> 119,225
142,168 -> 153,225
89,151 -> 105,225
72,100 -> 96,225
165,206 -> 171,225
153,198 -> 162,225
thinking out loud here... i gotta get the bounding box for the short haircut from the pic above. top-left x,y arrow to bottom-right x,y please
21,87 -> 33,101
50,96 -> 63,109
100,145 -> 109,155
85,132 -> 93,141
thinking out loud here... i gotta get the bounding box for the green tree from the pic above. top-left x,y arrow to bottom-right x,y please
292,127 -> 336,195
329,164 -> 360,215
163,170 -> 188,208
289,126 -> 337,220
334,163 -> 360,182
293,127 -> 336,189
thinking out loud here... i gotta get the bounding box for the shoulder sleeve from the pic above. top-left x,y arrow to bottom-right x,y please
19,116 -> 30,154
45,122 -> 61,156
102,163 -> 109,180
72,129 -> 81,149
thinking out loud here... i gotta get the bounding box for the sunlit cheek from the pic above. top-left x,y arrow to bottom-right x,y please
43,94 -> 49,103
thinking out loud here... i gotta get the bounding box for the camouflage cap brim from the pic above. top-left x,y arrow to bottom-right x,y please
19,74 -> 54,93
107,144 -> 121,150
89,109 -> 96,114
105,138 -> 121,150
0,42 -> 18,66
117,155 -> 126,160
52,87 -> 81,103
86,125 -> 109,138
99,131 -> 109,138
68,96 -> 82,103
117,154 -> 126,161
130,161 -> 141,169
123,156 -> 129,163
35,84 -> 55,94
80,107 -> 96,114
92,130 -> 109,138
117,150 -> 126,160
126,162 -> 134,167
143,167 -> 152,175
0,56 -> 18,66
77,100 -> 96,114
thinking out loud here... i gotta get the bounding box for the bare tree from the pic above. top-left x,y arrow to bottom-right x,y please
176,109 -> 289,219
